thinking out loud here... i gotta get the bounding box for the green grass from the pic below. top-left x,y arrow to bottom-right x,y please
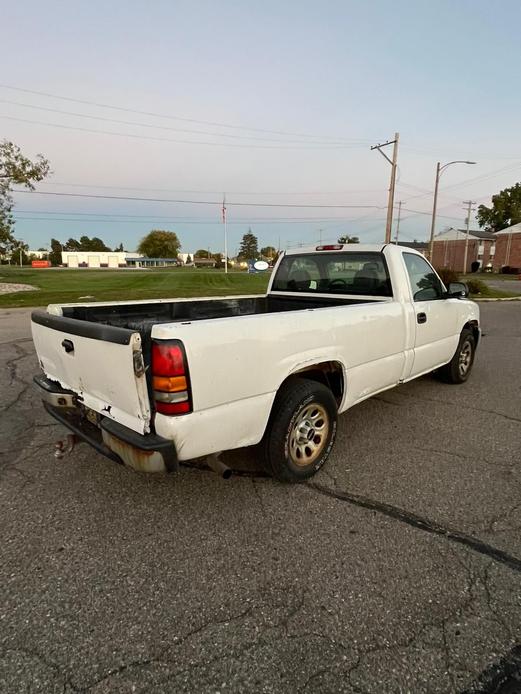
470,287 -> 516,299
461,273 -> 520,282
0,266 -> 270,308
2,266 -> 519,308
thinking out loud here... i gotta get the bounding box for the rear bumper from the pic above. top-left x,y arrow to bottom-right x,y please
34,375 -> 178,473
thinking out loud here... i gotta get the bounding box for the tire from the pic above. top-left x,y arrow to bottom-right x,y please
261,377 -> 338,482
437,328 -> 476,384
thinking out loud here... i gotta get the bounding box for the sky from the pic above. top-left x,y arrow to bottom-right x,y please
2,0 -> 521,255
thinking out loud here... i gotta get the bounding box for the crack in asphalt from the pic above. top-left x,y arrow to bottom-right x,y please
79,603 -> 256,691
396,392 -> 521,425
0,336 -> 33,347
0,646 -> 78,693
306,482 -> 521,574
0,343 -> 34,413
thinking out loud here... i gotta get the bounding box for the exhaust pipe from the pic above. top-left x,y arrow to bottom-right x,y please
206,453 -> 232,480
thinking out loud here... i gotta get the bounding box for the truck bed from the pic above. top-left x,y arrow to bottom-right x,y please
61,294 -> 380,333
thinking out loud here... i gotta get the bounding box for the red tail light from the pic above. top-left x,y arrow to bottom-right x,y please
151,340 -> 192,415
316,244 -> 343,251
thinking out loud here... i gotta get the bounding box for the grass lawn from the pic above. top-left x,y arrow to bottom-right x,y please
2,266 -> 519,309
461,273 -> 520,282
0,266 -> 270,308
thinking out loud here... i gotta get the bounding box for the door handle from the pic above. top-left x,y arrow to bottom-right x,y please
61,339 -> 74,353
417,312 -> 427,324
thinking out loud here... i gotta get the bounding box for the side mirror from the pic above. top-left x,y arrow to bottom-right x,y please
447,282 -> 469,298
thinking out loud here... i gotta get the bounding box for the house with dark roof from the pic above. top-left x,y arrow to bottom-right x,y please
431,228 -> 496,272
493,223 -> 521,271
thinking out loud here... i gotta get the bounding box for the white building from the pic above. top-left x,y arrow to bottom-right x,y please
61,251 -> 131,268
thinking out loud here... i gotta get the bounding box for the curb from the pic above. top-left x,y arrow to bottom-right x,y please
474,296 -> 521,302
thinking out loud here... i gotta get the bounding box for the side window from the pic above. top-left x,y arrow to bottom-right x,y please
403,254 -> 443,301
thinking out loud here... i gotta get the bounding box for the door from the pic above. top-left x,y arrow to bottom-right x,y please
108,255 -> 118,268
402,253 -> 459,377
88,255 -> 100,268
68,255 -> 78,268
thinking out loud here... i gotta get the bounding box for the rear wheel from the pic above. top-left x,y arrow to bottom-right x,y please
437,328 -> 476,384
261,378 -> 337,482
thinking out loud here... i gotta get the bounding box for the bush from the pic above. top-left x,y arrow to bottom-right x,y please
471,261 -> 480,273
466,279 -> 487,295
436,268 -> 460,285
501,265 -> 520,274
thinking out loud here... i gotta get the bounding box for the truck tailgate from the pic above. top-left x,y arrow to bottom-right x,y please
31,311 -> 151,434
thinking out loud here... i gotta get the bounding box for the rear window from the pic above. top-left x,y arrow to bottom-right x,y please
272,252 -> 392,296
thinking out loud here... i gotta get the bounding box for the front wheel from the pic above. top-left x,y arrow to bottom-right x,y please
261,378 -> 338,482
437,328 -> 476,384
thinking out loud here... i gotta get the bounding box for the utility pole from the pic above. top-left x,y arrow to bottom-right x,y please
394,201 -> 403,244
371,132 -> 399,244
222,194 -> 228,274
462,200 -> 476,273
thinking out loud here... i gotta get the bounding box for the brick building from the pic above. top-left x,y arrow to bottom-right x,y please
431,228 -> 496,272
492,223 -> 521,271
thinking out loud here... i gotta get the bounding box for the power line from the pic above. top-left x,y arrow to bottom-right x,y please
0,99 -> 358,145
16,208 -> 374,222
13,188 -> 386,209
0,84 -> 371,143
1,115 -> 363,150
13,216 -> 379,225
399,162 -> 521,205
37,181 -> 387,196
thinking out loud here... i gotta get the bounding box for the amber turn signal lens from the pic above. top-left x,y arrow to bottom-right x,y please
152,375 -> 187,392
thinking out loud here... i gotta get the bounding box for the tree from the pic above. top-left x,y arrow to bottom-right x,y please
64,237 -> 81,251
0,140 -> 50,257
338,235 -> 359,244
77,235 -> 111,251
90,236 -> 111,251
49,238 -> 63,266
238,229 -> 258,260
63,235 -> 112,252
10,238 -> 29,265
477,183 -> 521,232
260,246 -> 277,259
185,254 -> 192,264
194,249 -> 210,258
138,229 -> 181,258
114,242 -> 124,252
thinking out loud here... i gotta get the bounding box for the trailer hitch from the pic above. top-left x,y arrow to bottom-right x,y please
54,433 -> 79,460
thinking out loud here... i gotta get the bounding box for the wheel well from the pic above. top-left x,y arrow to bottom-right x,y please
463,320 -> 480,346
286,361 -> 345,406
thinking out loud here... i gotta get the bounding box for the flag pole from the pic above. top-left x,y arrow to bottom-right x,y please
223,193 -> 228,274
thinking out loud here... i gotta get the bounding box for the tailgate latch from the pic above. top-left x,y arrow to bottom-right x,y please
133,350 -> 145,377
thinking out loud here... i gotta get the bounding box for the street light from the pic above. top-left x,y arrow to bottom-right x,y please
428,160 -> 476,260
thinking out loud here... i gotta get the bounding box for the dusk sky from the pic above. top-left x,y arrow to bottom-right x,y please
2,0 -> 521,255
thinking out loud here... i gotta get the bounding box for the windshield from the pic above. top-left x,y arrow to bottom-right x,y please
272,252 -> 392,296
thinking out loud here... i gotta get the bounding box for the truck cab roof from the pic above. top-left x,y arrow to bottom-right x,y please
283,243 -> 425,256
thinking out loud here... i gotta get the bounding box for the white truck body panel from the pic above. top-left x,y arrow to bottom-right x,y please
31,322 -> 151,434
31,244 -> 480,464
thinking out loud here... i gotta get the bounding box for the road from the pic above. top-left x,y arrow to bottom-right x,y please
1,304 -> 520,693
482,278 -> 521,295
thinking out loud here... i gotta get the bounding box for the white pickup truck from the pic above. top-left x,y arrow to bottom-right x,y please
32,244 -> 480,482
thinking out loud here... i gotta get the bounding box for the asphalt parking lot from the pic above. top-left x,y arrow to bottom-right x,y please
1,304 -> 520,693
